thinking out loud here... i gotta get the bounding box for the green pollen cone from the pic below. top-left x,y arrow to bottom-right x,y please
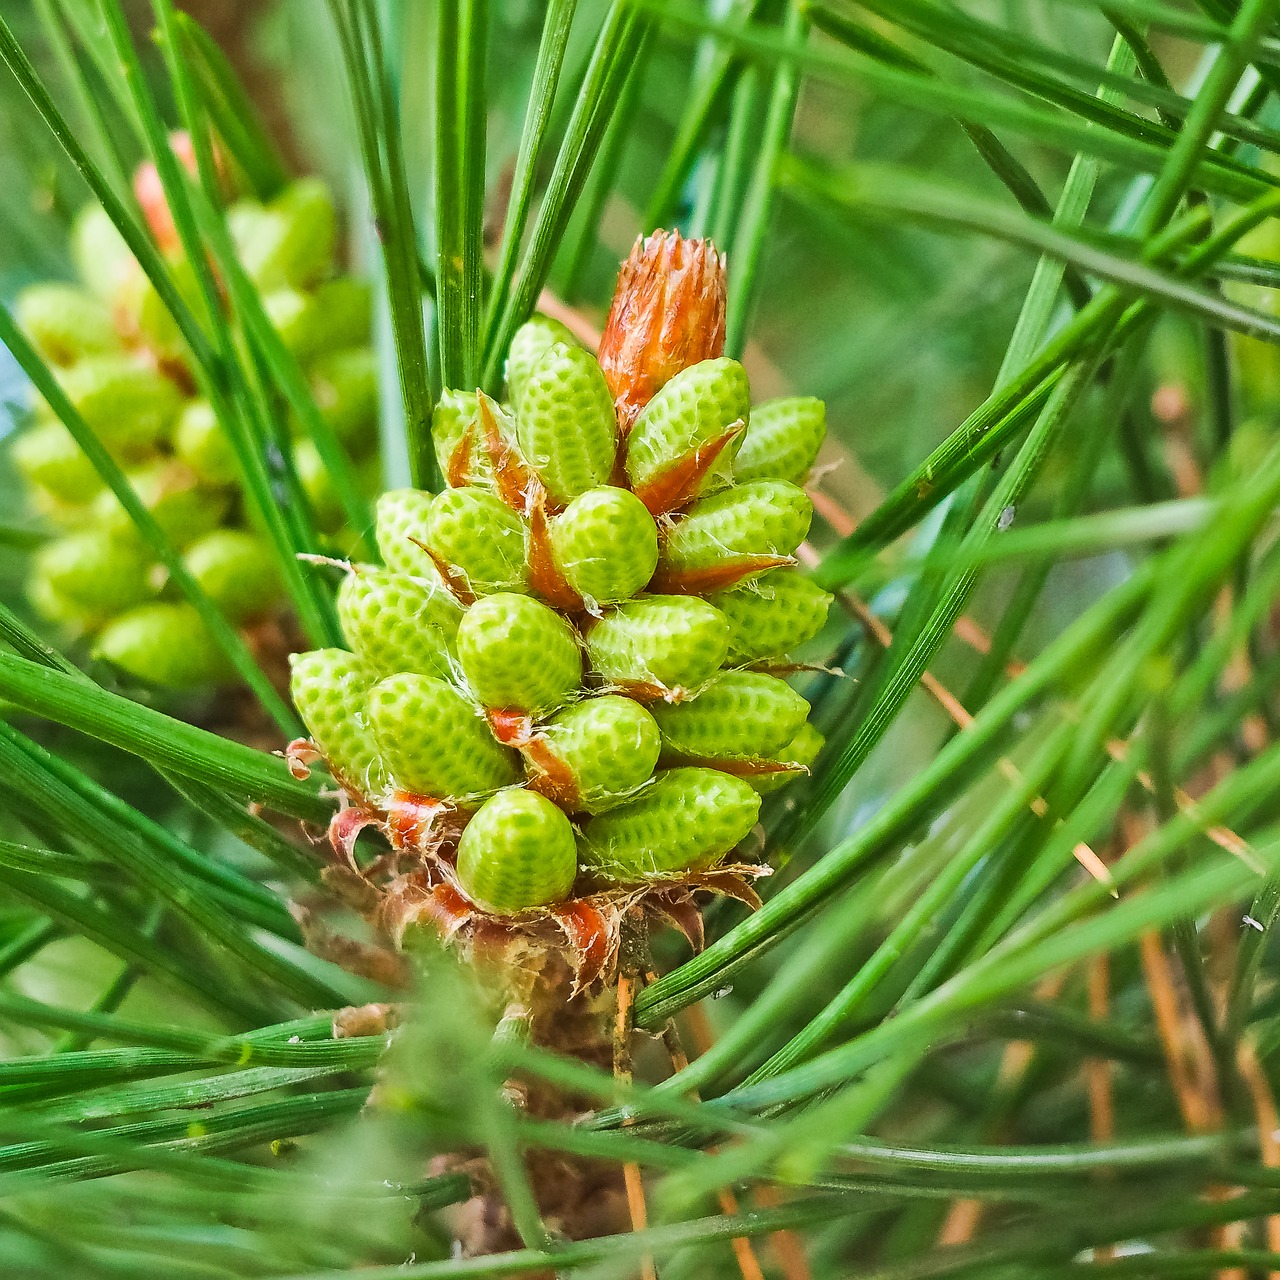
184,530 -> 279,623
626,356 -> 750,496
578,767 -> 761,881
516,342 -> 617,505
733,396 -> 826,484
174,400 -> 238,486
16,283 -> 121,367
290,648 -> 392,798
303,278 -> 373,358
118,255 -> 199,368
33,531 -> 155,617
97,603 -> 231,689
92,460 -> 229,551
12,420 -> 105,506
40,357 -> 183,459
749,721 -> 824,794
432,391 -> 521,489
585,595 -> 729,692
431,389 -> 479,483
261,288 -> 318,361
659,480 -> 813,581
456,789 -> 578,914
368,672 -> 519,802
529,695 -> 662,813
29,575 -> 97,631
550,486 -> 658,605
294,438 -> 344,534
71,203 -> 135,304
425,488 -> 528,597
236,178 -> 337,291
309,347 -> 378,448
709,570 -> 833,662
505,315 -> 579,413
282,264 -> 834,900
652,671 -> 810,761
374,489 -> 437,577
227,200 -> 274,266
456,593 -> 582,715
337,566 -> 462,679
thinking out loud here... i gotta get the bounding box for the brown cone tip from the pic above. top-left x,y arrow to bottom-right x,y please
134,132 -> 201,256
135,131 -> 232,256
598,230 -> 727,432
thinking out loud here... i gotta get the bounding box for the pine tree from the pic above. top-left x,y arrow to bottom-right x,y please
2,1 -> 1280,1276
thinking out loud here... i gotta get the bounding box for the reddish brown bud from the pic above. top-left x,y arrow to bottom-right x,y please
598,230 -> 727,432
135,132 -> 199,256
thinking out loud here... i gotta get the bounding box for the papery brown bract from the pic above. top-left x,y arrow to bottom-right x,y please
598,231 -> 727,431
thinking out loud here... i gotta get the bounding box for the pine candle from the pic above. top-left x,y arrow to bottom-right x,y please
288,231 -> 832,971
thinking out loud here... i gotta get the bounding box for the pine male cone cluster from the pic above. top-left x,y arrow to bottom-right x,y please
289,232 -> 832,967
12,134 -> 379,687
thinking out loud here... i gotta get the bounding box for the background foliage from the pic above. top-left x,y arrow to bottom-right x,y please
4,0 -> 1280,1276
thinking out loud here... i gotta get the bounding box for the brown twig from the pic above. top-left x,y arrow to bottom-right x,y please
936,973 -> 1067,1248
677,998 -> 812,1280
1087,953 -> 1116,1148
1122,384 -> 1263,1277
751,1183 -> 814,1280
1127,808 -> 1245,1280
1138,929 -> 1219,1132
936,1197 -> 984,1249
614,971 -> 657,1280
1151,382 -> 1203,502
1238,1040 -> 1280,1276
646,982 -> 773,1280
1107,735 -> 1263,872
